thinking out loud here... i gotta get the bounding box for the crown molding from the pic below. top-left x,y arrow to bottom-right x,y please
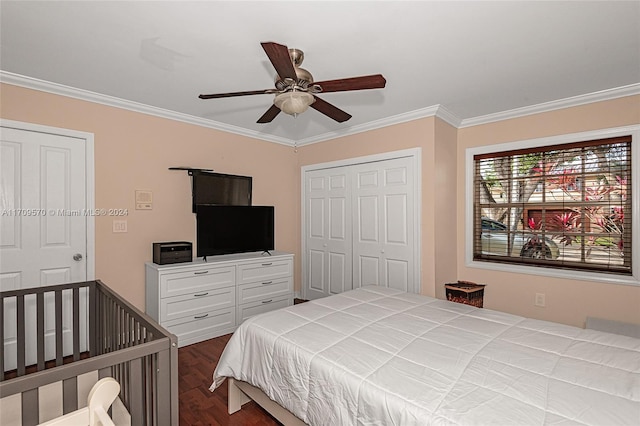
3,70 -> 637,145
0,71 -> 296,146
459,83 -> 640,128
0,71 -> 454,146
297,105 -> 452,146
433,104 -> 462,128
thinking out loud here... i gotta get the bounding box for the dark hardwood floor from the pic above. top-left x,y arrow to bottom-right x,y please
178,333 -> 280,426
179,299 -> 309,425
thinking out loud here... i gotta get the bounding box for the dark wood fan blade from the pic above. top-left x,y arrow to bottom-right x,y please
257,104 -> 281,123
313,74 -> 386,93
311,96 -> 352,122
199,89 -> 273,99
261,42 -> 296,80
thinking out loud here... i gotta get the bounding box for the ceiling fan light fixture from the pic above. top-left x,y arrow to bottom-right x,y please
274,91 -> 315,116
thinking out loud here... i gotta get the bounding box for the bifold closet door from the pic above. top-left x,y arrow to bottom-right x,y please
352,157 -> 415,292
304,168 -> 353,300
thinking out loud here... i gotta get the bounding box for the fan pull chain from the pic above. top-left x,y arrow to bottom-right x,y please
293,112 -> 299,153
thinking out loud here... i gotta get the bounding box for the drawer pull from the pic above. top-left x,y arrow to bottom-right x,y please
193,292 -> 209,297
261,263 -> 273,266
193,271 -> 209,275
194,314 -> 209,319
262,281 -> 273,285
262,299 -> 273,304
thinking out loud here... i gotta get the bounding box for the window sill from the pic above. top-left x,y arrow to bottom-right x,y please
466,258 -> 639,287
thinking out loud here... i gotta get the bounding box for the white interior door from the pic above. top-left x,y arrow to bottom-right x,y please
352,157 -> 415,292
1,123 -> 91,370
304,168 -> 352,300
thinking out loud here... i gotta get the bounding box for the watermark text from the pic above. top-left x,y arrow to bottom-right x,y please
1,208 -> 129,217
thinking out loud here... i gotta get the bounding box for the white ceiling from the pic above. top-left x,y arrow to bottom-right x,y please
1,1 -> 639,145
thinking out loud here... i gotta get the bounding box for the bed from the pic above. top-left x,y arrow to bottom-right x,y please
0,280 -> 178,426
212,285 -> 640,425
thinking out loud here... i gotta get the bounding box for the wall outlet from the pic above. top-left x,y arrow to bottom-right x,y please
113,220 -> 128,233
535,293 -> 546,307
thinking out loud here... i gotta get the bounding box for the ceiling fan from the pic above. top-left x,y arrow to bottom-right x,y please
198,42 -> 386,123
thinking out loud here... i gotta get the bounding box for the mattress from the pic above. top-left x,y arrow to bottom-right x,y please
211,286 -> 640,425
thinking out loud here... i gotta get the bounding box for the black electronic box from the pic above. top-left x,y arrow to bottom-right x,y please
153,241 -> 192,265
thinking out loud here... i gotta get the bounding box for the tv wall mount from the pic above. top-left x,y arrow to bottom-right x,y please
169,167 -> 214,176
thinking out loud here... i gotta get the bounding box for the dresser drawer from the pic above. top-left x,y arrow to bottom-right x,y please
160,265 -> 235,298
237,259 -> 292,285
164,307 -> 236,348
237,278 -> 292,305
236,296 -> 291,324
160,286 -> 235,323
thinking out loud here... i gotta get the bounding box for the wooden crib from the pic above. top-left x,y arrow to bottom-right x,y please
0,280 -> 178,425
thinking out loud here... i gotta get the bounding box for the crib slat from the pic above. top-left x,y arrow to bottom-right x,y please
37,292 -> 45,371
127,312 -> 131,347
156,349 -> 172,426
73,287 -> 80,361
0,294 -> 5,376
17,294 -> 26,376
22,388 -> 38,426
108,296 -> 114,352
62,376 -> 78,414
129,357 -> 144,425
145,356 -> 153,424
88,283 -> 97,356
98,367 -> 110,379
55,290 -> 63,366
118,300 -> 122,349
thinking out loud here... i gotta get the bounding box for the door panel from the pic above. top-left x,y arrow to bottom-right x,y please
385,194 -> 408,244
328,252 -> 347,294
357,195 -> 378,243
358,255 -> 379,287
1,126 -> 88,370
386,259 -> 409,292
308,249 -> 325,293
329,197 -> 346,239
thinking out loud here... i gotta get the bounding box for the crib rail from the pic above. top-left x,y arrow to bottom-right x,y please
0,280 -> 178,426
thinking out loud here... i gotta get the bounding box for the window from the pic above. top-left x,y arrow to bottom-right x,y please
473,135 -> 632,276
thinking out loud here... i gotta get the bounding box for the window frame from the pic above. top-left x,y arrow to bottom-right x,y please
465,125 -> 640,286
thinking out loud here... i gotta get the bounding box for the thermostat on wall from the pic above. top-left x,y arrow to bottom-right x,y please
135,190 -> 153,210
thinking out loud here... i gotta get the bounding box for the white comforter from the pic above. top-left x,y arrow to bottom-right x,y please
211,286 -> 640,425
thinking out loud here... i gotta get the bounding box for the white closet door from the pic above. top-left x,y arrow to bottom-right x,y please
352,157 -> 415,292
304,168 -> 352,300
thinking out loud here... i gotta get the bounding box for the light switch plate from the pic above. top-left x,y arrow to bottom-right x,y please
113,220 -> 128,233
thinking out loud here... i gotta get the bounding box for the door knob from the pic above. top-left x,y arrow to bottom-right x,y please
73,253 -> 83,261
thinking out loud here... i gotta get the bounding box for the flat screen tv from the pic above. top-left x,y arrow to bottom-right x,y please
192,171 -> 252,212
196,205 -> 274,258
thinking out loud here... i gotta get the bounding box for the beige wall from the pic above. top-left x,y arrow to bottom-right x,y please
1,84 -> 299,309
457,95 -> 640,327
2,82 -> 639,328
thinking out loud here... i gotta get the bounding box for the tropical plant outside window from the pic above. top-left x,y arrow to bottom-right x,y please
473,135 -> 631,275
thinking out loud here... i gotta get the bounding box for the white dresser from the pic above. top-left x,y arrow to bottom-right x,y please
145,251 -> 293,347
